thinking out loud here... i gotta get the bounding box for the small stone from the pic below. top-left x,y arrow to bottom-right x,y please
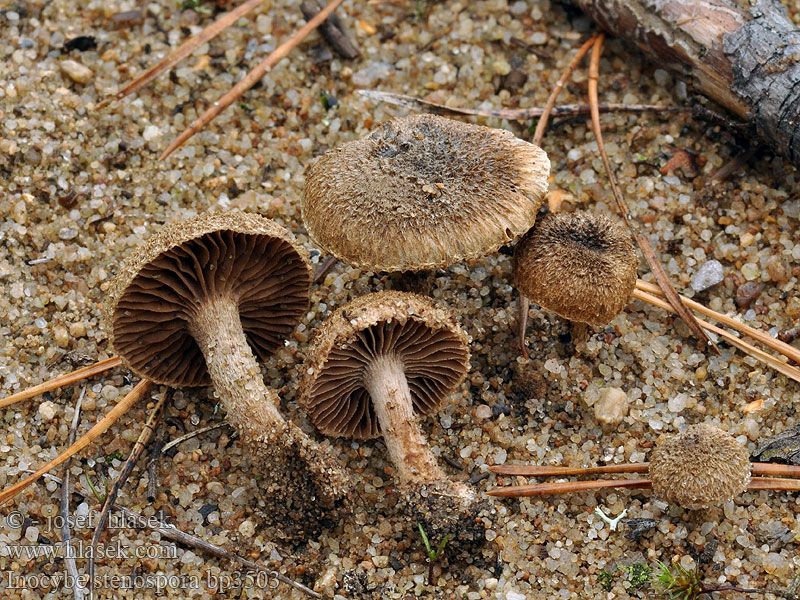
593,387 -> 628,425
69,322 -> 87,338
475,404 -> 492,419
765,256 -> 789,283
142,125 -> 161,141
25,526 -> 40,542
60,59 -> 93,84
735,281 -> 763,308
238,519 -> 256,537
506,591 -> 526,600
690,260 -> 724,292
53,326 -> 70,348
372,555 -> 389,568
39,401 -> 58,422
667,393 -> 687,413
741,263 -> 760,281
58,227 -> 79,240
492,58 -> 511,76
351,62 -> 392,87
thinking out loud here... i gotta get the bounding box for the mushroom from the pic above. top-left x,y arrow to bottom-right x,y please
105,212 -> 351,530
513,210 -> 638,348
299,291 -> 488,547
303,113 -> 550,272
648,423 -> 751,509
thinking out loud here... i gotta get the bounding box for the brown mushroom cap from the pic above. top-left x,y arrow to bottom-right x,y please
106,212 -> 311,387
303,113 -> 550,271
299,290 -> 470,439
649,424 -> 751,509
512,211 -> 638,325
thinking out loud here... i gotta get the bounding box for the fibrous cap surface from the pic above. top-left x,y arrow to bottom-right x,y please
512,211 -> 638,325
649,423 -> 751,509
303,113 -> 550,271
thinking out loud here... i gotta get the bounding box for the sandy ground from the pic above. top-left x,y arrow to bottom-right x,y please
0,0 -> 799,598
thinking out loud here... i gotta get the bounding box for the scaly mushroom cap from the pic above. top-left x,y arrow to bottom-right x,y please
299,291 -> 470,439
513,211 -> 638,325
649,424 -> 751,509
303,114 -> 550,271
105,212 -> 311,387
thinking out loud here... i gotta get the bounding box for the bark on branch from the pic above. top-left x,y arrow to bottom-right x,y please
574,0 -> 800,166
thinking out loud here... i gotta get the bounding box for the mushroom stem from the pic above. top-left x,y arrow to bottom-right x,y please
188,294 -> 286,441
364,354 -> 445,485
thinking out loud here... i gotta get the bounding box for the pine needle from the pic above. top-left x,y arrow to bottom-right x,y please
586,34 -> 718,354
0,356 -> 122,409
160,0 -> 347,159
0,379 -> 152,506
97,0 -> 266,109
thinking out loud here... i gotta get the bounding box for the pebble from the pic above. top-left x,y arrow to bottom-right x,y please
237,519 -> 256,537
741,263 -> 761,281
60,59 -> 93,84
593,387 -> 629,425
53,326 -> 70,348
735,282 -> 763,308
69,322 -> 87,337
38,401 -> 57,421
142,125 -> 161,142
372,555 -> 389,568
351,62 -> 393,87
690,260 -> 724,292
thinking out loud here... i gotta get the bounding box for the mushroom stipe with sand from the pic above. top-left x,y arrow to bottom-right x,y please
488,424 -> 800,509
299,291 -> 490,550
106,212 -> 352,529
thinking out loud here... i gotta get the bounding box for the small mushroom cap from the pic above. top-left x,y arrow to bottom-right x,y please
105,212 -> 311,387
299,291 -> 470,439
303,113 -> 550,271
512,211 -> 638,325
649,424 -> 751,509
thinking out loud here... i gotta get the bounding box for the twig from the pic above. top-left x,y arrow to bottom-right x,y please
88,389 -> 172,599
27,473 -> 321,599
708,148 -> 756,183
0,356 -> 122,409
160,422 -> 230,455
358,89 -> 683,121
635,279 -> 800,365
301,0 -> 359,58
160,0 -> 347,159
632,288 -> 800,383
97,0 -> 266,108
0,379 -> 153,506
586,34 -> 718,354
313,255 -> 337,283
518,34 -> 598,358
145,440 -> 164,504
61,388 -> 87,600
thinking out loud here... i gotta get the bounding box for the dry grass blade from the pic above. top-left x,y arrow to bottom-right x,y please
0,379 -> 152,507
636,279 -> 800,365
97,0 -> 265,109
632,289 -> 800,383
160,422 -> 229,454
160,0 -> 346,159
518,34 -> 598,358
587,35 -> 718,354
88,389 -> 172,597
61,389 -> 86,600
0,356 -> 122,409
487,478 -> 652,497
358,89 -> 682,121
747,477 -> 800,491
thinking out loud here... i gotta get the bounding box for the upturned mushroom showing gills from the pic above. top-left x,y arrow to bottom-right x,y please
303,113 -> 550,272
299,291 -> 488,548
105,212 -> 351,525
649,423 -> 751,509
513,211 -> 638,326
